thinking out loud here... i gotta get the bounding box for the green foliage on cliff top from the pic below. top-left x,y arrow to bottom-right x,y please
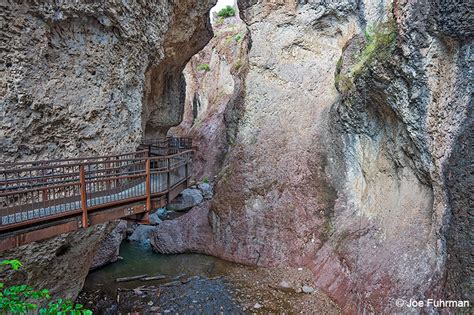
217,5 -> 236,18
196,63 -> 210,72
336,20 -> 397,94
0,260 -> 92,315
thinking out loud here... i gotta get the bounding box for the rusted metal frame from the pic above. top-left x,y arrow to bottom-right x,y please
0,150 -> 149,168
79,165 -> 88,228
166,157 -> 171,203
0,176 -> 191,235
0,182 -> 81,197
82,159 -> 146,170
0,209 -> 83,233
0,177 -> 80,194
1,171 -> 80,184
85,173 -> 145,184
145,159 -> 151,212
0,220 -> 79,251
84,168 -> 146,181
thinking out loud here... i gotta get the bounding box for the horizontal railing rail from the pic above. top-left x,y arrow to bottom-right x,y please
0,139 -> 193,235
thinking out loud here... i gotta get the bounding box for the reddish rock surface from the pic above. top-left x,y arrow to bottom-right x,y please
156,0 -> 472,313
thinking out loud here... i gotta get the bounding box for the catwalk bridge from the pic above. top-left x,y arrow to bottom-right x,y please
0,138 -> 194,251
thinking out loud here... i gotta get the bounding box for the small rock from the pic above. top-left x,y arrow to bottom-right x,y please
253,303 -> 263,309
164,310 -> 171,314
147,301 -> 154,306
280,280 -> 290,288
297,267 -> 303,271
149,212 -> 162,225
302,285 -> 315,294
156,207 -> 168,219
197,182 -> 213,200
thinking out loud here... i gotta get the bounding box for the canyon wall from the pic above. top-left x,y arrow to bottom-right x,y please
1,0 -> 215,161
153,0 -> 473,312
1,0 -> 216,299
169,16 -> 249,180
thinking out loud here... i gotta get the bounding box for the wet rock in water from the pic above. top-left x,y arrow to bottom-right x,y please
91,220 -> 128,270
129,225 -> 156,247
156,208 -> 168,219
167,188 -> 203,211
302,285 -> 315,294
149,212 -> 162,225
198,182 -> 213,200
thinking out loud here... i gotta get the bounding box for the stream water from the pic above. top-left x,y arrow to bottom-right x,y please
78,241 -> 245,314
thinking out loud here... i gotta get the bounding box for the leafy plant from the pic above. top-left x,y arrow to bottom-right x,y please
217,5 -> 236,18
196,63 -> 210,72
234,34 -> 242,42
202,176 -> 209,184
0,260 -> 92,314
0,260 -> 22,271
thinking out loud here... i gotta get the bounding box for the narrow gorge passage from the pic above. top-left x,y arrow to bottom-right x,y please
0,0 -> 472,314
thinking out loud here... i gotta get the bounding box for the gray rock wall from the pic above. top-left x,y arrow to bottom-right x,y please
1,0 -> 216,161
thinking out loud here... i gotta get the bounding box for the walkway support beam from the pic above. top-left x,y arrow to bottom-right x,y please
145,159 -> 151,211
79,164 -> 88,228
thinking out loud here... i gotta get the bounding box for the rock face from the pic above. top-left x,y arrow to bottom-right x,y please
1,0 -> 216,161
1,0 -> 217,300
169,16 -> 249,180
91,220 -> 127,270
153,0 -> 473,312
0,224 -> 115,300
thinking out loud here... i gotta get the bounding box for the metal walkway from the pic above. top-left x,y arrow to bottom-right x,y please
0,138 -> 194,250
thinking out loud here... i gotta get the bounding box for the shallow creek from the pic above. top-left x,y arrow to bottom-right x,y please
77,241 -> 339,314
78,241 -> 245,313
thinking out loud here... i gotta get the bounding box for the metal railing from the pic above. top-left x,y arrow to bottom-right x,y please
0,138 -> 193,234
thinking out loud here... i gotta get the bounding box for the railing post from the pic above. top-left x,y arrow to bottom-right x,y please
79,165 -> 88,228
185,153 -> 189,179
145,159 -> 151,212
166,157 -> 171,202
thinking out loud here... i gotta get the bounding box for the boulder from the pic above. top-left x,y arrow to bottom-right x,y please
167,188 -> 203,211
91,220 -> 128,269
149,212 -> 162,225
129,225 -> 156,247
197,182 -> 213,200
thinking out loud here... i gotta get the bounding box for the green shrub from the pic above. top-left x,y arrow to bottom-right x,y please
202,176 -> 209,184
196,63 -> 210,72
217,5 -> 236,18
234,34 -> 242,42
0,260 -> 92,315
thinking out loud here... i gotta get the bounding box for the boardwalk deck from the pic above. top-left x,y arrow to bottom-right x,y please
0,138 -> 193,250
